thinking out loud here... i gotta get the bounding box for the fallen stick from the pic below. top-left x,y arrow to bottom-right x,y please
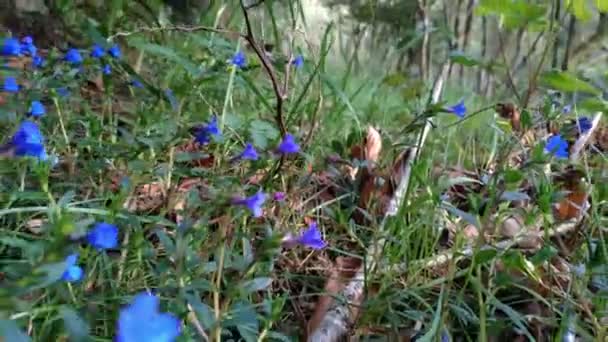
307,63 -> 451,342
570,112 -> 603,162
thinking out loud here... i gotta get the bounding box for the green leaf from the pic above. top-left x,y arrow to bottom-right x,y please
154,229 -> 176,255
381,73 -> 408,87
597,0 -> 608,12
224,301 -> 259,342
417,285 -> 444,342
499,191 -> 530,202
566,0 -> 593,21
473,249 -> 498,266
502,251 -> 542,283
60,306 -> 90,342
504,169 -> 524,184
241,277 -> 273,294
579,98 -> 608,112
0,320 -> 31,342
128,40 -> 202,77
248,120 -> 279,150
185,293 -> 216,328
540,71 -> 600,95
476,0 -> 547,29
442,203 -> 480,228
530,245 -> 558,265
449,51 -> 482,67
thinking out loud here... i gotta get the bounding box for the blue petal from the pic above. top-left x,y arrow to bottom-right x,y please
86,222 -> 119,250
1,38 -> 21,56
277,134 -> 300,154
544,135 -> 569,159
65,48 -> 83,64
91,44 -> 105,58
117,293 -> 180,342
29,100 -> 46,117
577,117 -> 592,134
4,77 -> 20,92
298,222 -> 326,250
61,265 -> 83,282
447,100 -> 466,118
108,44 -> 121,59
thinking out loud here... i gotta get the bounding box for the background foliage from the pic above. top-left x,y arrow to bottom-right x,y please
0,0 -> 607,341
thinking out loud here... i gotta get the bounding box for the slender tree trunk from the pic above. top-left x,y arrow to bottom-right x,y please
459,0 -> 476,81
551,0 -> 561,68
477,16 -> 487,93
418,0 -> 430,81
562,14 -> 576,70
509,27 -> 526,69
449,0 -> 463,77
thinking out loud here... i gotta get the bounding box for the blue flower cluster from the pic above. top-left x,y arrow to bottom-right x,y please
61,222 -> 119,282
2,35 -> 320,341
1,35 -> 126,163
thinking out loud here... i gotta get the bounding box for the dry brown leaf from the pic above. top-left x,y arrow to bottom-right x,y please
124,181 -> 166,213
306,256 -> 362,338
553,169 -> 589,221
364,126 -> 382,164
496,103 -> 521,131
176,140 -> 215,168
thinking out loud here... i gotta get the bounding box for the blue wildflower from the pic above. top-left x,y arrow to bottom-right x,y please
1,38 -> 21,56
545,134 -> 569,159
235,143 -> 259,161
20,36 -> 36,56
3,77 -> 19,92
292,55 -> 304,68
29,100 -> 46,117
577,116 -> 592,134
11,121 -> 47,160
232,191 -> 267,218
61,253 -> 84,282
282,221 -> 327,250
21,36 -> 33,45
117,292 -> 181,342
64,48 -> 83,64
108,44 -> 121,59
446,100 -> 466,118
563,104 -> 572,114
193,116 -> 221,145
91,44 -> 105,58
276,134 -> 300,155
130,79 -> 143,88
273,192 -> 286,201
297,222 -> 326,249
57,87 -> 70,98
32,55 -> 45,68
102,64 -> 111,75
231,51 -> 246,68
86,222 -> 119,250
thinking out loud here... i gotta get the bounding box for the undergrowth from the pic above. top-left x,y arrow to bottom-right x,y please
1,1 -> 607,341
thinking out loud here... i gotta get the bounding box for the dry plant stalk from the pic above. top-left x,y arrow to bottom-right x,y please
570,112 -> 603,161
307,63 -> 450,342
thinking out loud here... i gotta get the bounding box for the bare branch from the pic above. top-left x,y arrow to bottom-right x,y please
107,25 -> 243,41
239,0 -> 287,136
570,112 -> 603,162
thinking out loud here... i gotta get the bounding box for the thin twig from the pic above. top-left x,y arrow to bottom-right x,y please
240,0 -> 287,136
497,30 -> 522,103
187,305 -> 210,342
107,25 -> 243,41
